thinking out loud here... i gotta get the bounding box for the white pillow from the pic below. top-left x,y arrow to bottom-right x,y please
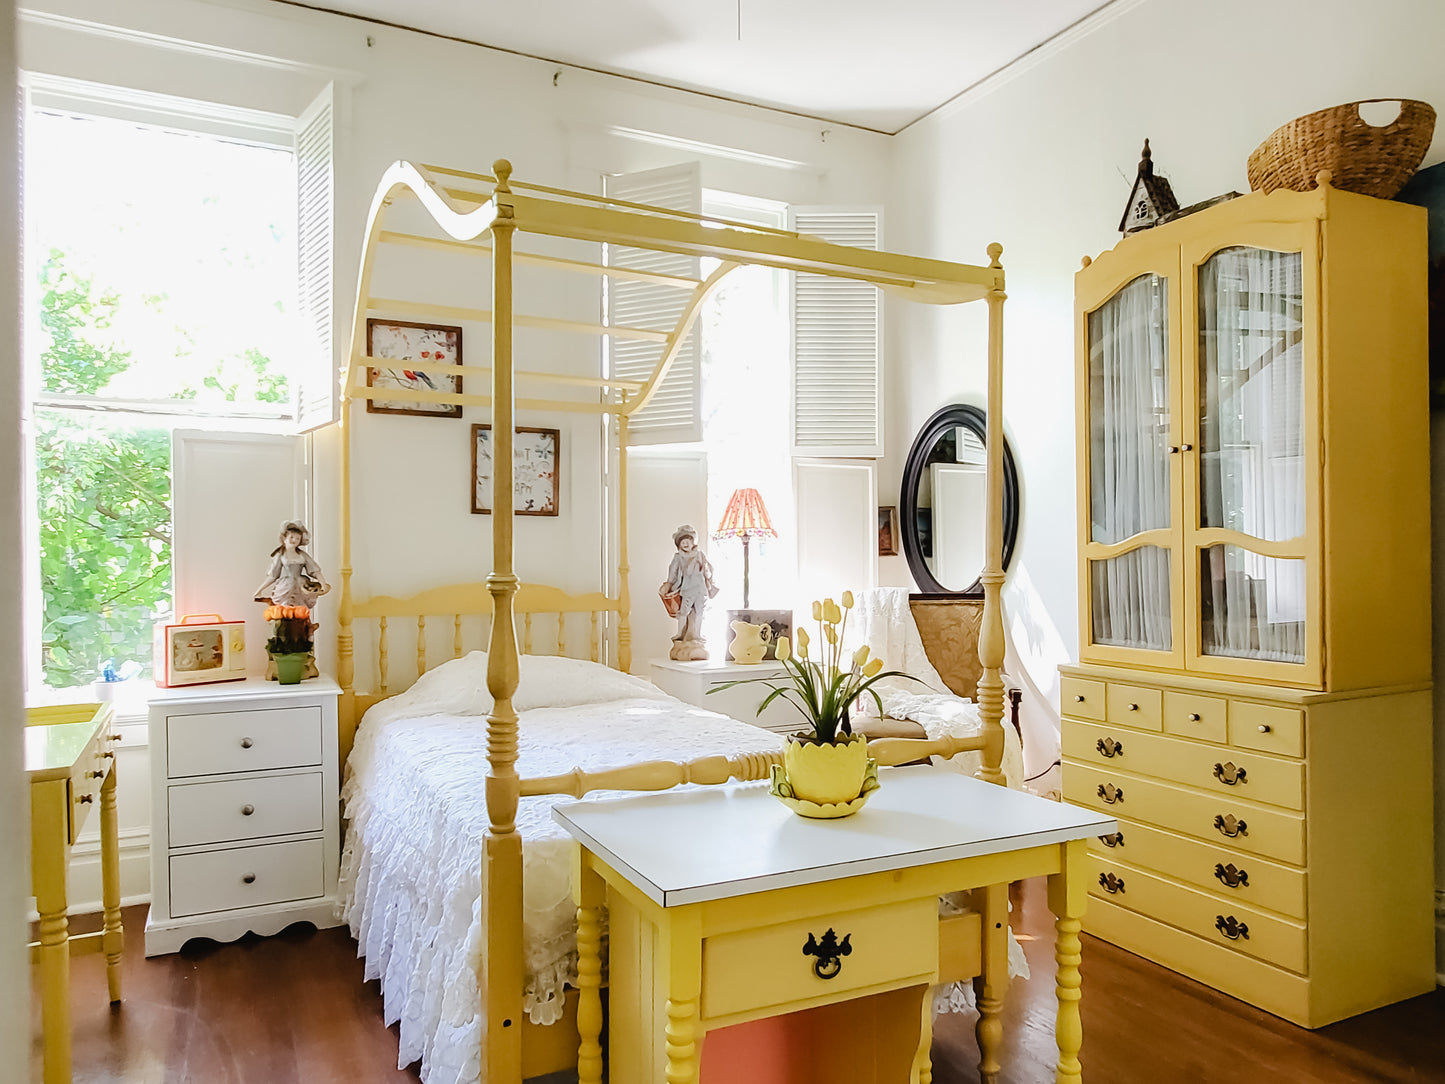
395,650 -> 664,718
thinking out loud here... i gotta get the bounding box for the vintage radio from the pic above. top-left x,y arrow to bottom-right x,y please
154,614 -> 248,687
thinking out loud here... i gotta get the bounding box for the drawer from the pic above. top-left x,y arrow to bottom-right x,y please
169,838 -> 324,918
1063,760 -> 1305,866
703,679 -> 800,734
1064,721 -> 1304,811
1104,683 -> 1162,731
1229,702 -> 1304,758
1088,855 -> 1307,974
68,732 -> 111,845
701,897 -> 937,1022
168,772 -> 324,848
1060,676 -> 1105,721
1162,691 -> 1227,744
1088,817 -> 1306,920
167,707 -> 322,778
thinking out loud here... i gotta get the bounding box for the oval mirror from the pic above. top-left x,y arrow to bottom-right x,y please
899,404 -> 1019,597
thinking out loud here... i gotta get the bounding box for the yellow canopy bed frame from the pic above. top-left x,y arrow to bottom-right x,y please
335,159 -> 1014,1082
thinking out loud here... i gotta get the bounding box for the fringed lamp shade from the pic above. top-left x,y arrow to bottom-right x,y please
714,488 -> 778,609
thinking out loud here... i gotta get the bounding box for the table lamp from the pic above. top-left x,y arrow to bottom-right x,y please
713,488 -> 778,608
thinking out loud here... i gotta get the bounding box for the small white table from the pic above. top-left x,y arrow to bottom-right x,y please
553,766 -> 1116,1083
649,657 -> 797,735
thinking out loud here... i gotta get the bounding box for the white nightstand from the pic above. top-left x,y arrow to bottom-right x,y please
649,657 -> 802,736
144,676 -> 341,956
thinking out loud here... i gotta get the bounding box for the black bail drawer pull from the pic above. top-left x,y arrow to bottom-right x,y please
1213,813 -> 1248,838
1212,762 -> 1248,786
1099,832 -> 1124,848
1097,782 -> 1124,805
802,928 -> 852,980
1098,872 -> 1125,894
1096,736 -> 1124,759
1214,863 -> 1250,889
1215,915 -> 1249,941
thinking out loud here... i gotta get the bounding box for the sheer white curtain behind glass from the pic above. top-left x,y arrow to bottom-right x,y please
1089,274 -> 1172,650
1198,247 -> 1306,662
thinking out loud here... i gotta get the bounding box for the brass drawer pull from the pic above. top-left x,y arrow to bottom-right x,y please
242,873 -> 257,885
1212,762 -> 1248,786
240,737 -> 254,749
1214,863 -> 1250,889
1098,872 -> 1125,894
802,928 -> 852,980
1099,832 -> 1124,848
1213,813 -> 1248,838
1097,783 -> 1124,805
77,794 -> 94,805
1214,915 -> 1249,941
106,733 -> 123,742
88,769 -> 105,779
1095,736 -> 1124,758
241,804 -> 256,817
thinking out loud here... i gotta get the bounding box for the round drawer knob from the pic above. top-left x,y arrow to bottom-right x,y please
77,794 -> 94,805
242,873 -> 256,885
1127,703 -> 1138,711
88,769 -> 105,779
1074,694 -> 1084,702
241,804 -> 255,817
240,737 -> 254,749
1258,725 -> 1272,734
1187,713 -> 1201,722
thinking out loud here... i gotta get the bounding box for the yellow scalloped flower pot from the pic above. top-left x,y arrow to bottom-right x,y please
782,732 -> 870,807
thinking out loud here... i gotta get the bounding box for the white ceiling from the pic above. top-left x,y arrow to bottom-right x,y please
288,0 -> 1111,134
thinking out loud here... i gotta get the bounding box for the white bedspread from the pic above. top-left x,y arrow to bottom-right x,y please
338,652 -> 783,1083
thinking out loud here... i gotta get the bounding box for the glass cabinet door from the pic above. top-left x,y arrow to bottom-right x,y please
1084,272 -> 1179,660
1189,241 -> 1315,676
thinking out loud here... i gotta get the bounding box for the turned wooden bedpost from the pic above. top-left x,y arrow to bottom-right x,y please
976,243 -> 1008,787
337,393 -> 357,763
617,412 -> 632,672
481,159 -> 525,1084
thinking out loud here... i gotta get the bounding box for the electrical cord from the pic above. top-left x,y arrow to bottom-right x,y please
1024,758 -> 1061,783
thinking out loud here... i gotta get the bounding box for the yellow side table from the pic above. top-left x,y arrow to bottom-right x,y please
26,702 -> 124,1084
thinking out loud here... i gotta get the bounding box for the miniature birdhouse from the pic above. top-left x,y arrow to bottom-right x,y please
1119,139 -> 1180,234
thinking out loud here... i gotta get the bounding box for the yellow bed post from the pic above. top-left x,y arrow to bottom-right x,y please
480,159 -> 525,1083
616,413 -> 632,672
976,243 -> 1008,787
337,394 -> 357,763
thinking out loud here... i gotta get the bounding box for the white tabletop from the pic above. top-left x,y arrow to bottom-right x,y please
552,766 -> 1117,907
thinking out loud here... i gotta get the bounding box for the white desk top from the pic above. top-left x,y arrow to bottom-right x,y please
552,766 -> 1117,907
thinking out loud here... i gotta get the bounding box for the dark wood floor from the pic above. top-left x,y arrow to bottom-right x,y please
34,879 -> 1445,1083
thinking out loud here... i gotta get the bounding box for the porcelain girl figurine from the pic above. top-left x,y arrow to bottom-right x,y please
254,520 -> 331,611
663,524 -> 718,661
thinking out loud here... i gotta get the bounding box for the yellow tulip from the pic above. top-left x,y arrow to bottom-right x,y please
824,625 -> 838,644
796,626 -> 810,653
811,600 -> 823,621
852,645 -> 871,668
863,657 -> 884,677
822,599 -> 842,624
774,637 -> 792,662
842,590 -> 855,609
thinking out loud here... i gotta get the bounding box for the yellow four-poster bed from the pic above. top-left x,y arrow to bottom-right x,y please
333,159 -> 1020,1083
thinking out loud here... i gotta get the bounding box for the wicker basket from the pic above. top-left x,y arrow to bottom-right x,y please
1246,99 -> 1436,199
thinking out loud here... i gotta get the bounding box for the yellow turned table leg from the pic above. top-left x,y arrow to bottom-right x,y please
973,882 -> 1009,1084
31,777 -> 71,1084
574,856 -> 605,1084
914,986 -> 935,1084
1047,840 -> 1088,1084
99,761 -> 124,1003
662,908 -> 703,1084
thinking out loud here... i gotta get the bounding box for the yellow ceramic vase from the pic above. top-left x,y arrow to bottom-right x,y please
782,732 -> 870,806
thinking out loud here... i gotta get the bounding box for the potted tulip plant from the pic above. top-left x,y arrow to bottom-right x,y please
264,604 -> 313,685
713,590 -> 913,815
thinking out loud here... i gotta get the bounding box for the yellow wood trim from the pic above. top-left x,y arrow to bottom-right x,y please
616,414 -> 632,673
1188,530 -> 1307,560
348,384 -> 615,415
353,356 -> 645,391
625,261 -> 741,417
367,296 -> 671,343
353,581 -> 619,620
1080,530 -> 1176,561
520,749 -> 782,799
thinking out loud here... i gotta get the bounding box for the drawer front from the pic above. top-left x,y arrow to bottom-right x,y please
701,897 -> 936,1021
169,838 -> 324,918
1060,676 -> 1106,721
1104,683 -> 1162,731
703,679 -> 800,735
1089,855 -> 1307,974
1162,691 -> 1227,744
1064,722 -> 1303,810
1228,702 -> 1305,758
69,731 -> 111,845
168,772 -> 324,848
1063,761 -> 1305,866
1088,817 -> 1306,920
167,707 -> 322,778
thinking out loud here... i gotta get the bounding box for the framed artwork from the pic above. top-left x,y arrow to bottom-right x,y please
472,424 -> 560,516
878,506 -> 899,557
366,318 -> 464,417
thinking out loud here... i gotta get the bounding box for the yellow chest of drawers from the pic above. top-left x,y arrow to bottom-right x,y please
1061,664 -> 1434,1027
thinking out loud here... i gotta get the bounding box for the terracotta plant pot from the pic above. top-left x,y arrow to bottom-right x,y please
782,732 -> 870,806
271,652 -> 309,685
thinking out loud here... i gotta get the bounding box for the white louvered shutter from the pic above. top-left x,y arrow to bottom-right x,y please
789,207 -> 882,457
293,82 -> 336,432
603,163 -> 702,445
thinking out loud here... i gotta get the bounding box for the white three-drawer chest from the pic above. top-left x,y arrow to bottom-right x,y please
145,676 -> 341,955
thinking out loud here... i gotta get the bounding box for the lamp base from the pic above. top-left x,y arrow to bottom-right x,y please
724,609 -> 792,662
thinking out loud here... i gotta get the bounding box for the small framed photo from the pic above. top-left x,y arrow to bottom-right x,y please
878,506 -> 899,556
366,318 -> 464,417
472,424 -> 560,516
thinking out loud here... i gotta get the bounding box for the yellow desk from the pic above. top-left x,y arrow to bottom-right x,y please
553,766 -> 1117,1084
26,702 -> 124,1084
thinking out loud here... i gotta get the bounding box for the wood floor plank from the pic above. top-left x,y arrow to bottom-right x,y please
31,885 -> 1445,1083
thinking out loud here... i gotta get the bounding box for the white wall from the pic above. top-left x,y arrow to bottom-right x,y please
890,0 -> 1445,972
1,0 -> 30,1054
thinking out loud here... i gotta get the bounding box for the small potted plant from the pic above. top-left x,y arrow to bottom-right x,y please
714,591 -> 912,816
264,604 -> 312,685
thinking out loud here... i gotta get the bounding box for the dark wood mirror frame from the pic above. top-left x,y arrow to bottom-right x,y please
899,403 -> 1019,598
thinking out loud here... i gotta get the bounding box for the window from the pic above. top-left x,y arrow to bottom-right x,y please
21,78 -> 333,689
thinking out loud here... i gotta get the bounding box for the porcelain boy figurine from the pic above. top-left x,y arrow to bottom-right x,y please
662,524 -> 718,661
